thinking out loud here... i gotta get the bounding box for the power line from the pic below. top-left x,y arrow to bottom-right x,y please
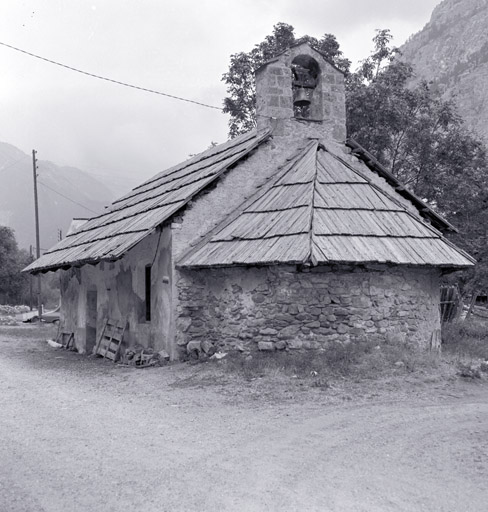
37,180 -> 98,214
0,41 -> 285,127
0,154 -> 28,174
0,41 -> 222,111
0,152 -> 99,215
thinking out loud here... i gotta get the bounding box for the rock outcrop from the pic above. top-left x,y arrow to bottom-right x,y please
401,0 -> 488,142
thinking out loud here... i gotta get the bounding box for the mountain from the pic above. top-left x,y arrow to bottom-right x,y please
400,0 -> 488,142
0,142 -> 114,250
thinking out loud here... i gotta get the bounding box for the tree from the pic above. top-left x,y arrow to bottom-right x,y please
347,30 -> 488,292
0,226 -> 32,304
347,30 -> 488,208
222,23 -> 350,137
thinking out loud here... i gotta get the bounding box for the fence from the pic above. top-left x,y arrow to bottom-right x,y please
440,285 -> 461,323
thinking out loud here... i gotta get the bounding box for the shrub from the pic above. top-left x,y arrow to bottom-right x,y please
442,320 -> 488,360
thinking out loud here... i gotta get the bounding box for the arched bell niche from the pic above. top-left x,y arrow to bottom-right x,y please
291,55 -> 320,119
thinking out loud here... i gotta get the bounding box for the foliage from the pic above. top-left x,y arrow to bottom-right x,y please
39,272 -> 61,309
442,319 -> 488,360
222,23 -> 350,137
347,30 -> 488,292
347,30 -> 487,204
0,226 -> 32,304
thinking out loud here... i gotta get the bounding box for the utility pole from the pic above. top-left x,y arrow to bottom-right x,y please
32,150 -> 42,320
29,245 -> 33,311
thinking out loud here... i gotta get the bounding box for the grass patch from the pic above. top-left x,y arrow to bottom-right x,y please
0,324 -> 58,345
442,320 -> 488,360
216,339 -> 440,386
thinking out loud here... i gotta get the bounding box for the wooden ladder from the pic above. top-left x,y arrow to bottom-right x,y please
55,331 -> 75,350
94,320 -> 127,362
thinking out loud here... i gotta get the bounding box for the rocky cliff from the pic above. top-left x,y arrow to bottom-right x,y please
401,0 -> 488,141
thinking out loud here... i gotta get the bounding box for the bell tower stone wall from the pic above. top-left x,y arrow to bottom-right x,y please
256,43 -> 346,142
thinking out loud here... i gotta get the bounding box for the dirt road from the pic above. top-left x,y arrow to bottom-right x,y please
0,326 -> 487,512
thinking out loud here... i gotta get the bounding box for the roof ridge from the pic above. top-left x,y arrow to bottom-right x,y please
65,132 -> 271,237
114,130 -> 266,206
133,129 -> 261,192
308,143 -> 320,266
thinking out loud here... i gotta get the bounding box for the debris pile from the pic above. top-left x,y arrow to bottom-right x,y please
0,315 -> 18,326
458,359 -> 488,379
185,339 -> 218,360
121,345 -> 170,368
0,305 -> 30,326
0,305 -> 29,316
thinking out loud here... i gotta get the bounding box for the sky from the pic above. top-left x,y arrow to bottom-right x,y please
0,0 -> 440,194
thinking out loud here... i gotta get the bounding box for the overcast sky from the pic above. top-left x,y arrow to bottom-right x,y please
0,0 -> 440,193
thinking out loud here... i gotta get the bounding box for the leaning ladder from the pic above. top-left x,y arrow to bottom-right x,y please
55,331 -> 75,350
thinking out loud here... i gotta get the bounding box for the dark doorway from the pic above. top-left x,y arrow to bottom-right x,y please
145,265 -> 151,322
86,289 -> 98,353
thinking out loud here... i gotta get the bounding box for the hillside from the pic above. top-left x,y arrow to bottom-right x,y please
401,0 -> 488,142
0,142 -> 114,250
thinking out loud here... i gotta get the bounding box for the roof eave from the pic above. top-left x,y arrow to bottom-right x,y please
177,260 -> 475,271
23,255 -> 120,275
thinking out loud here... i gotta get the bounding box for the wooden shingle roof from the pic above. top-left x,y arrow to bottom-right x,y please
25,129 -> 270,273
177,141 -> 475,269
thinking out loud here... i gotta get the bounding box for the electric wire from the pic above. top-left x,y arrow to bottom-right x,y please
0,41 -> 280,121
0,154 -> 100,216
37,180 -> 99,214
0,154 -> 29,174
0,41 -> 222,111
0,44 -> 285,251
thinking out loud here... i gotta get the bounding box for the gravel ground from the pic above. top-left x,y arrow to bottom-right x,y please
0,325 -> 487,512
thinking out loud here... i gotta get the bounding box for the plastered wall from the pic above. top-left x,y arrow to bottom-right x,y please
59,227 -> 175,356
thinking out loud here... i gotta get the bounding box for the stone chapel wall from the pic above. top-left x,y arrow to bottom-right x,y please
175,265 -> 441,354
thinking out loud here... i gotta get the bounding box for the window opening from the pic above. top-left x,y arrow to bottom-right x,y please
145,265 -> 151,322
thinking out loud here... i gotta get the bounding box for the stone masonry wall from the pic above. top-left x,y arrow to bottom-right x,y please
256,44 -> 347,142
175,265 -> 441,355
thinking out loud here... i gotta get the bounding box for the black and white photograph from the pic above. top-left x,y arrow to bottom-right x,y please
0,1 -> 487,510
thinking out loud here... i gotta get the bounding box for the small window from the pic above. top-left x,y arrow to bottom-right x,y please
145,265 -> 151,322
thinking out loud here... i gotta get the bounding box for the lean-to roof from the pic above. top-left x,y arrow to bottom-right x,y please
177,141 -> 475,269
25,129 -> 270,273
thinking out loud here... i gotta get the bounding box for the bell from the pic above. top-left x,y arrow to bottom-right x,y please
293,88 -> 311,108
